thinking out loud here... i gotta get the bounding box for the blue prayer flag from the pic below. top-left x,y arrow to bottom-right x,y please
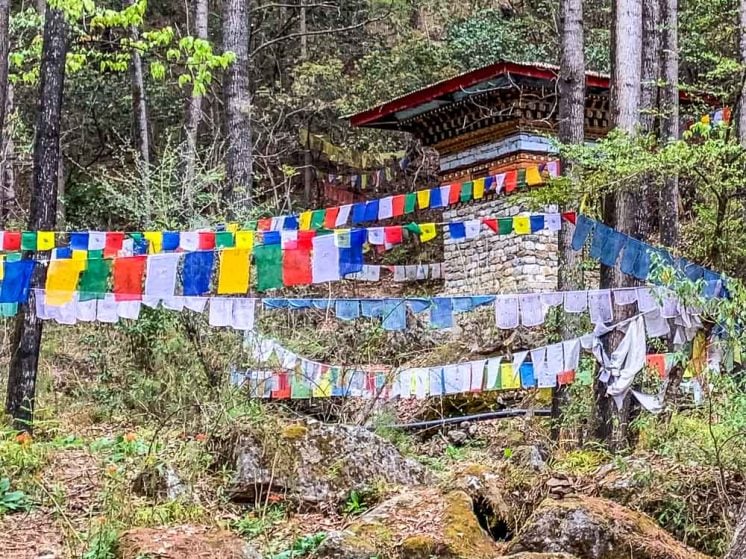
182,251 -> 214,296
351,203 -> 366,225
530,215 -> 545,233
0,260 -> 36,304
430,187 -> 443,208
449,222 -> 466,240
70,232 -> 89,251
430,298 -> 454,329
571,215 -> 595,251
162,232 -> 180,251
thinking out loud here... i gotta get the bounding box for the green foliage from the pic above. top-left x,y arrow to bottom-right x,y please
271,532 -> 327,559
82,523 -> 119,559
0,478 -> 31,515
233,504 -> 286,538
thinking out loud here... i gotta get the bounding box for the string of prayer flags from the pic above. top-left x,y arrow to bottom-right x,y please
571,214 -> 726,299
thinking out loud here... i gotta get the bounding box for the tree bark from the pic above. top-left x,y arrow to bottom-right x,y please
726,504 -> 746,559
181,0 -> 208,187
740,0 -> 746,145
5,6 -> 67,432
301,0 -> 313,206
0,84 -> 14,225
596,0 -> 643,448
552,0 -> 586,442
222,0 -> 253,212
0,0 -> 12,226
659,0 -> 679,246
124,0 -> 150,173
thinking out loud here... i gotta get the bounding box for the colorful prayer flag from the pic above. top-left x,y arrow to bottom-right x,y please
514,216 -> 531,235
112,256 -> 146,302
45,258 -> 86,306
416,189 -> 430,209
419,223 -> 437,242
218,248 -> 251,294
143,231 -> 163,253
255,244 -> 283,291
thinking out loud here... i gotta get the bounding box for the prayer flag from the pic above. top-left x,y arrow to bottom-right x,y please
144,231 -> 163,253
448,183 -> 461,205
500,362 -> 521,390
183,251 -> 214,296
0,259 -> 35,304
482,218 -> 498,233
562,211 -> 577,225
21,231 -> 37,251
378,196 -> 394,219
351,203 -> 366,225
473,178 -> 485,199
70,232 -> 89,251
257,218 -> 272,231
255,244 -> 283,291
364,200 -> 379,222
504,170 -> 517,193
283,232 -> 313,286
324,207 -> 340,229
404,192 -> 416,214
283,216 -> 298,230
460,181 -> 473,202
45,259 -> 85,306
419,223 -> 437,242
162,232 -> 180,251
526,165 -> 543,186
72,249 -> 87,261
530,215 -> 545,233
112,256 -> 147,302
235,231 -> 255,249
335,205 -> 351,226
310,209 -> 326,230
144,253 -> 180,300
517,168 -> 527,189
384,226 -> 403,245
520,363 -> 536,388
449,222 -> 466,240
179,231 -> 199,252
429,188 -> 443,209
104,233 -> 125,257
218,248 -> 251,294
226,223 -> 239,234
312,234 -> 340,283
514,215 -> 531,235
339,229 -> 365,277
216,231 -> 235,249
299,211 -> 312,230
392,195 -> 405,217
416,189 -> 430,209
37,231 -> 56,251
498,218 -> 513,235
3,231 -> 20,251
198,231 -> 216,250
79,257 -> 112,301
404,222 -> 421,236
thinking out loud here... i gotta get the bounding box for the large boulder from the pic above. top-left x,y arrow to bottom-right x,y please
314,487 -> 502,559
507,496 -> 711,559
117,525 -> 260,559
230,419 -> 428,507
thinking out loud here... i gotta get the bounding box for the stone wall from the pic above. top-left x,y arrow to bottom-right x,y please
441,195 -> 558,294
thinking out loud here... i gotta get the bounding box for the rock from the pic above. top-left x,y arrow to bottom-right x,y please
132,464 -> 187,501
507,496 -> 711,559
448,429 -> 469,445
504,555 -> 579,559
118,525 -> 260,559
509,445 -> 548,472
314,487 -> 501,559
230,420 -> 429,507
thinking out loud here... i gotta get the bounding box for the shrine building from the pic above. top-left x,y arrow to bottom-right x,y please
348,60 -> 612,294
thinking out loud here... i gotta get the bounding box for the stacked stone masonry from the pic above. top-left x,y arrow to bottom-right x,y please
442,196 -> 558,295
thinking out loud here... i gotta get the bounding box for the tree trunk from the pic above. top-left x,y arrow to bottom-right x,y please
0,0 -> 12,227
222,0 -> 253,212
659,0 -> 679,247
0,84 -> 15,225
5,6 -> 67,432
552,0 -> 586,442
596,0 -> 643,448
301,0 -> 313,206
124,0 -> 150,173
181,0 -> 208,187
726,504 -> 746,559
738,0 -> 746,146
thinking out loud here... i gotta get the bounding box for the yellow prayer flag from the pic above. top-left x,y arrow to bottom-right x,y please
299,211 -> 312,231
0,255 -> 4,281
235,230 -> 255,249
513,216 -> 531,235
37,231 -> 56,251
419,223 -> 437,242
526,165 -> 543,186
72,250 -> 88,261
473,178 -> 486,199
45,258 -> 86,306
500,362 -> 521,390
313,372 -> 332,398
226,222 -> 240,234
217,248 -> 251,294
144,231 -> 163,254
416,189 -> 431,209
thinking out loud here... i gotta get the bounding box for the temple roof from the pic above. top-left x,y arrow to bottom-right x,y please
347,61 -> 611,131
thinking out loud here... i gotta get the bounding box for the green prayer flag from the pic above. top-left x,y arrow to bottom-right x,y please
216,231 -> 235,248
404,192 -> 416,214
310,209 -> 326,230
404,222 -> 422,235
291,372 -> 312,399
0,303 -> 17,317
245,220 -> 258,231
79,258 -> 112,301
130,232 -> 143,242
460,181 -> 473,203
6,252 -> 21,262
254,244 -> 283,292
498,218 -> 513,235
517,168 -> 527,189
21,231 -> 37,251
88,250 -> 104,260
576,366 -> 593,386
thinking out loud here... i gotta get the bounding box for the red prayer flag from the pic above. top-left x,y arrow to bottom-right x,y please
448,183 -> 462,205
482,218 -> 498,233
504,170 -> 517,193
558,370 -> 576,386
3,231 -> 21,251
646,354 -> 667,379
283,247 -> 312,286
104,232 -> 125,258
257,218 -> 272,231
392,195 -> 405,216
561,211 -> 577,224
297,230 -> 315,250
112,255 -> 146,301
324,207 -> 340,229
198,231 -> 216,249
384,226 -> 403,245
271,372 -> 291,399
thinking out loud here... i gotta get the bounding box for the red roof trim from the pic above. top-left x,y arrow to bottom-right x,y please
349,61 -> 610,128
